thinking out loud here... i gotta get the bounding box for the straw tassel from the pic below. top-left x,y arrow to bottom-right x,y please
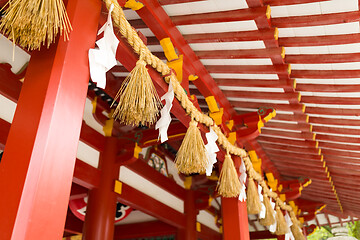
217,153 -> 241,198
0,0 -> 72,50
112,57 -> 162,126
290,224 -> 306,240
259,194 -> 275,226
290,216 -> 306,240
275,207 -> 289,235
175,119 -> 208,174
246,178 -> 262,214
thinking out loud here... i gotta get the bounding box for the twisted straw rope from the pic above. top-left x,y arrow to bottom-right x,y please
105,0 -> 295,216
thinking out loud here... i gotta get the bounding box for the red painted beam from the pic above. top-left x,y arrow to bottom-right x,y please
279,33 -> 360,47
267,150 -> 323,162
302,95 -> 360,104
305,106 -> 360,116
286,53 -> 360,64
196,89 -> 298,101
183,29 -> 277,43
73,159 -> 101,190
197,224 -> 222,240
169,7 -> 269,25
263,0 -> 330,6
231,101 -> 304,113
114,221 -> 176,239
297,84 -> 360,92
223,90 -> 298,101
206,64 -> 290,75
322,148 -> 360,159
272,11 -> 360,28
195,48 -> 284,59
258,136 -> 318,148
0,63 -> 23,102
69,183 -> 88,201
293,69 -> 360,78
274,113 -> 309,122
313,125 -> 360,135
250,231 -> 276,239
320,141 -> 360,152
159,0 -> 206,5
0,118 -> 10,149
136,0 -> 236,119
214,79 -> 292,88
264,121 -> 311,132
64,209 -> 83,235
72,159 -> 187,229
260,142 -> 319,155
261,128 -> 315,140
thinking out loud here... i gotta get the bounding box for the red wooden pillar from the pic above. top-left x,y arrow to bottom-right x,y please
177,190 -> 197,240
82,137 -> 119,240
0,0 -> 101,239
83,137 -> 119,240
222,198 -> 250,240
277,235 -> 285,240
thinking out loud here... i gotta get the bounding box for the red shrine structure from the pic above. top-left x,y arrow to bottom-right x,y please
0,0 -> 360,239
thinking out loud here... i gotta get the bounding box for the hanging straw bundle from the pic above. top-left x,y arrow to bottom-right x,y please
275,206 -> 289,235
112,56 -> 162,126
0,0 -> 72,50
259,194 -> 275,226
217,153 -> 241,198
247,177 -> 262,214
175,119 -> 208,174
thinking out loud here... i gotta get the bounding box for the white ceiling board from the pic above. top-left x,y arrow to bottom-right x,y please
77,141 -> 100,169
300,92 -> 360,97
329,215 -> 340,223
123,9 -> 141,20
0,34 -> 30,74
211,73 -> 279,80
83,98 -> 105,136
316,214 -> 328,225
0,94 -> 16,124
319,0 -> 358,14
319,139 -> 360,146
189,41 -> 265,51
147,45 -> 164,52
201,58 -> 273,66
177,20 -> 257,35
197,210 -> 220,232
162,0 -> 248,16
119,167 -> 184,213
271,2 -> 322,18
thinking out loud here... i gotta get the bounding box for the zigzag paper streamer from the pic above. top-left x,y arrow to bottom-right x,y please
205,127 -> 219,176
89,4 -> 119,89
155,79 -> 174,143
